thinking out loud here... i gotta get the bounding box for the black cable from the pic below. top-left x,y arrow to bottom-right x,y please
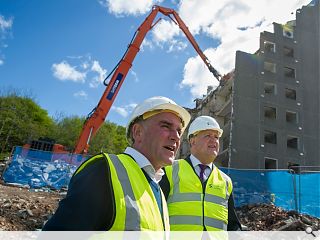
103,30 -> 138,86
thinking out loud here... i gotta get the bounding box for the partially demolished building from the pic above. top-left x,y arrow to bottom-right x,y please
179,1 -> 320,170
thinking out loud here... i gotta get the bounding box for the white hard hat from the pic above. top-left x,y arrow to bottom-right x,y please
126,96 -> 191,144
187,116 -> 223,139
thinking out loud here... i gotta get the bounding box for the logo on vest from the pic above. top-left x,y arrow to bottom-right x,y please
208,183 -> 224,189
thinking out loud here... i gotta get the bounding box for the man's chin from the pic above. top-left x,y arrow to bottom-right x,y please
163,156 -> 175,166
208,150 -> 218,156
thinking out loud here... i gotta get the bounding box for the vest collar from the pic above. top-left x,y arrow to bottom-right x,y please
124,147 -> 164,183
189,154 -> 213,170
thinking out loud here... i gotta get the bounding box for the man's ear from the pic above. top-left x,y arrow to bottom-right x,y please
189,137 -> 196,147
131,122 -> 144,143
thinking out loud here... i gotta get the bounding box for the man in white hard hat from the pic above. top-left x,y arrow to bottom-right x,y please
43,96 -> 190,231
160,116 -> 241,231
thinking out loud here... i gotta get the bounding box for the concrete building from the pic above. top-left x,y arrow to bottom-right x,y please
179,1 -> 320,170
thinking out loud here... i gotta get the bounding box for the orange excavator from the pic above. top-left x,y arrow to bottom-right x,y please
73,5 -> 222,154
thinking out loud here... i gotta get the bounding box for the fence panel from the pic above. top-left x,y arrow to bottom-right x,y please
221,167 -> 320,218
2,146 -> 89,189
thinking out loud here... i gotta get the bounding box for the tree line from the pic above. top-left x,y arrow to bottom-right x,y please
0,92 -> 128,155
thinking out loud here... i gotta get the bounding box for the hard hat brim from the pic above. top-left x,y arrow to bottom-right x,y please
147,103 -> 191,130
126,102 -> 191,145
188,128 -> 223,139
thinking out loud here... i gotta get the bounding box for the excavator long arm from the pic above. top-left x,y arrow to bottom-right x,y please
73,5 -> 221,154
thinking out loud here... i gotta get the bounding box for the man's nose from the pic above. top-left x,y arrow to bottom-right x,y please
209,137 -> 218,144
170,129 -> 181,141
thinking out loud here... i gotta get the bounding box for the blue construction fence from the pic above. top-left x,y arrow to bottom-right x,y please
2,146 -> 89,190
221,167 -> 320,218
2,147 -> 319,218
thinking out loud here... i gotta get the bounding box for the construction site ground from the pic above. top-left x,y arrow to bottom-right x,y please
0,159 -> 319,231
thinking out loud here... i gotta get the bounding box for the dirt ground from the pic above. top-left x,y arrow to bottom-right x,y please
0,158 -> 319,231
0,180 -> 62,230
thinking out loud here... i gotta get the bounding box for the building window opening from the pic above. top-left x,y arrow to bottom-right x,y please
264,62 -> 276,73
283,46 -> 294,57
285,88 -> 296,100
264,41 -> 276,53
264,83 -> 276,95
286,111 -> 298,123
264,106 -> 276,119
264,130 -> 277,144
265,157 -> 278,169
287,136 -> 298,149
284,67 -> 295,78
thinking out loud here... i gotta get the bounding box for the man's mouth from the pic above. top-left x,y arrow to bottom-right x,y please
164,145 -> 175,152
208,146 -> 217,150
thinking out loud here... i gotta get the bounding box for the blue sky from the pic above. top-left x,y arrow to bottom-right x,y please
0,0 -> 310,126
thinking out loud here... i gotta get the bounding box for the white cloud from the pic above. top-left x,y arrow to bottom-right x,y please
97,1 -> 185,53
52,56 -> 107,88
111,106 -> 129,117
152,20 -> 180,43
180,49 -> 220,97
178,0 -> 225,35
141,38 -> 155,51
0,15 -> 13,66
128,103 -> 138,109
89,60 -> 107,88
130,70 -> 139,82
73,90 -> 88,99
151,20 -> 188,52
177,0 -> 311,98
81,62 -> 90,70
52,61 -> 86,82
91,60 -> 106,78
167,40 -> 187,53
111,103 -> 137,118
99,0 -> 163,16
0,15 -> 13,32
88,76 -> 101,88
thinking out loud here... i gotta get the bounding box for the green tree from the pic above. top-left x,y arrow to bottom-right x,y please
49,116 -> 85,151
51,117 -> 128,155
0,93 -> 54,153
113,125 -> 127,153
0,90 -> 127,155
90,121 -> 127,154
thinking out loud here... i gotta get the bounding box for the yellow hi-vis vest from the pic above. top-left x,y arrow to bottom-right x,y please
75,153 -> 170,231
165,159 -> 232,231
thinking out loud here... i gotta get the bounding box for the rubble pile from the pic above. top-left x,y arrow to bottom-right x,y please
237,203 -> 320,231
0,158 -> 8,178
0,182 -> 62,230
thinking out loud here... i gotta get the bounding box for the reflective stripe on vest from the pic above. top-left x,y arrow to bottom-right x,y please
166,160 -> 232,231
75,153 -> 168,231
105,153 -> 169,231
169,215 -> 227,230
108,154 -> 141,230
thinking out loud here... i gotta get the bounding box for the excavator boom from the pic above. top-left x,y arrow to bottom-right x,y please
73,5 -> 221,154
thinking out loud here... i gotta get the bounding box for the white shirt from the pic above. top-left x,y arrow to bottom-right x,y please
124,147 -> 164,183
190,154 -> 214,182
